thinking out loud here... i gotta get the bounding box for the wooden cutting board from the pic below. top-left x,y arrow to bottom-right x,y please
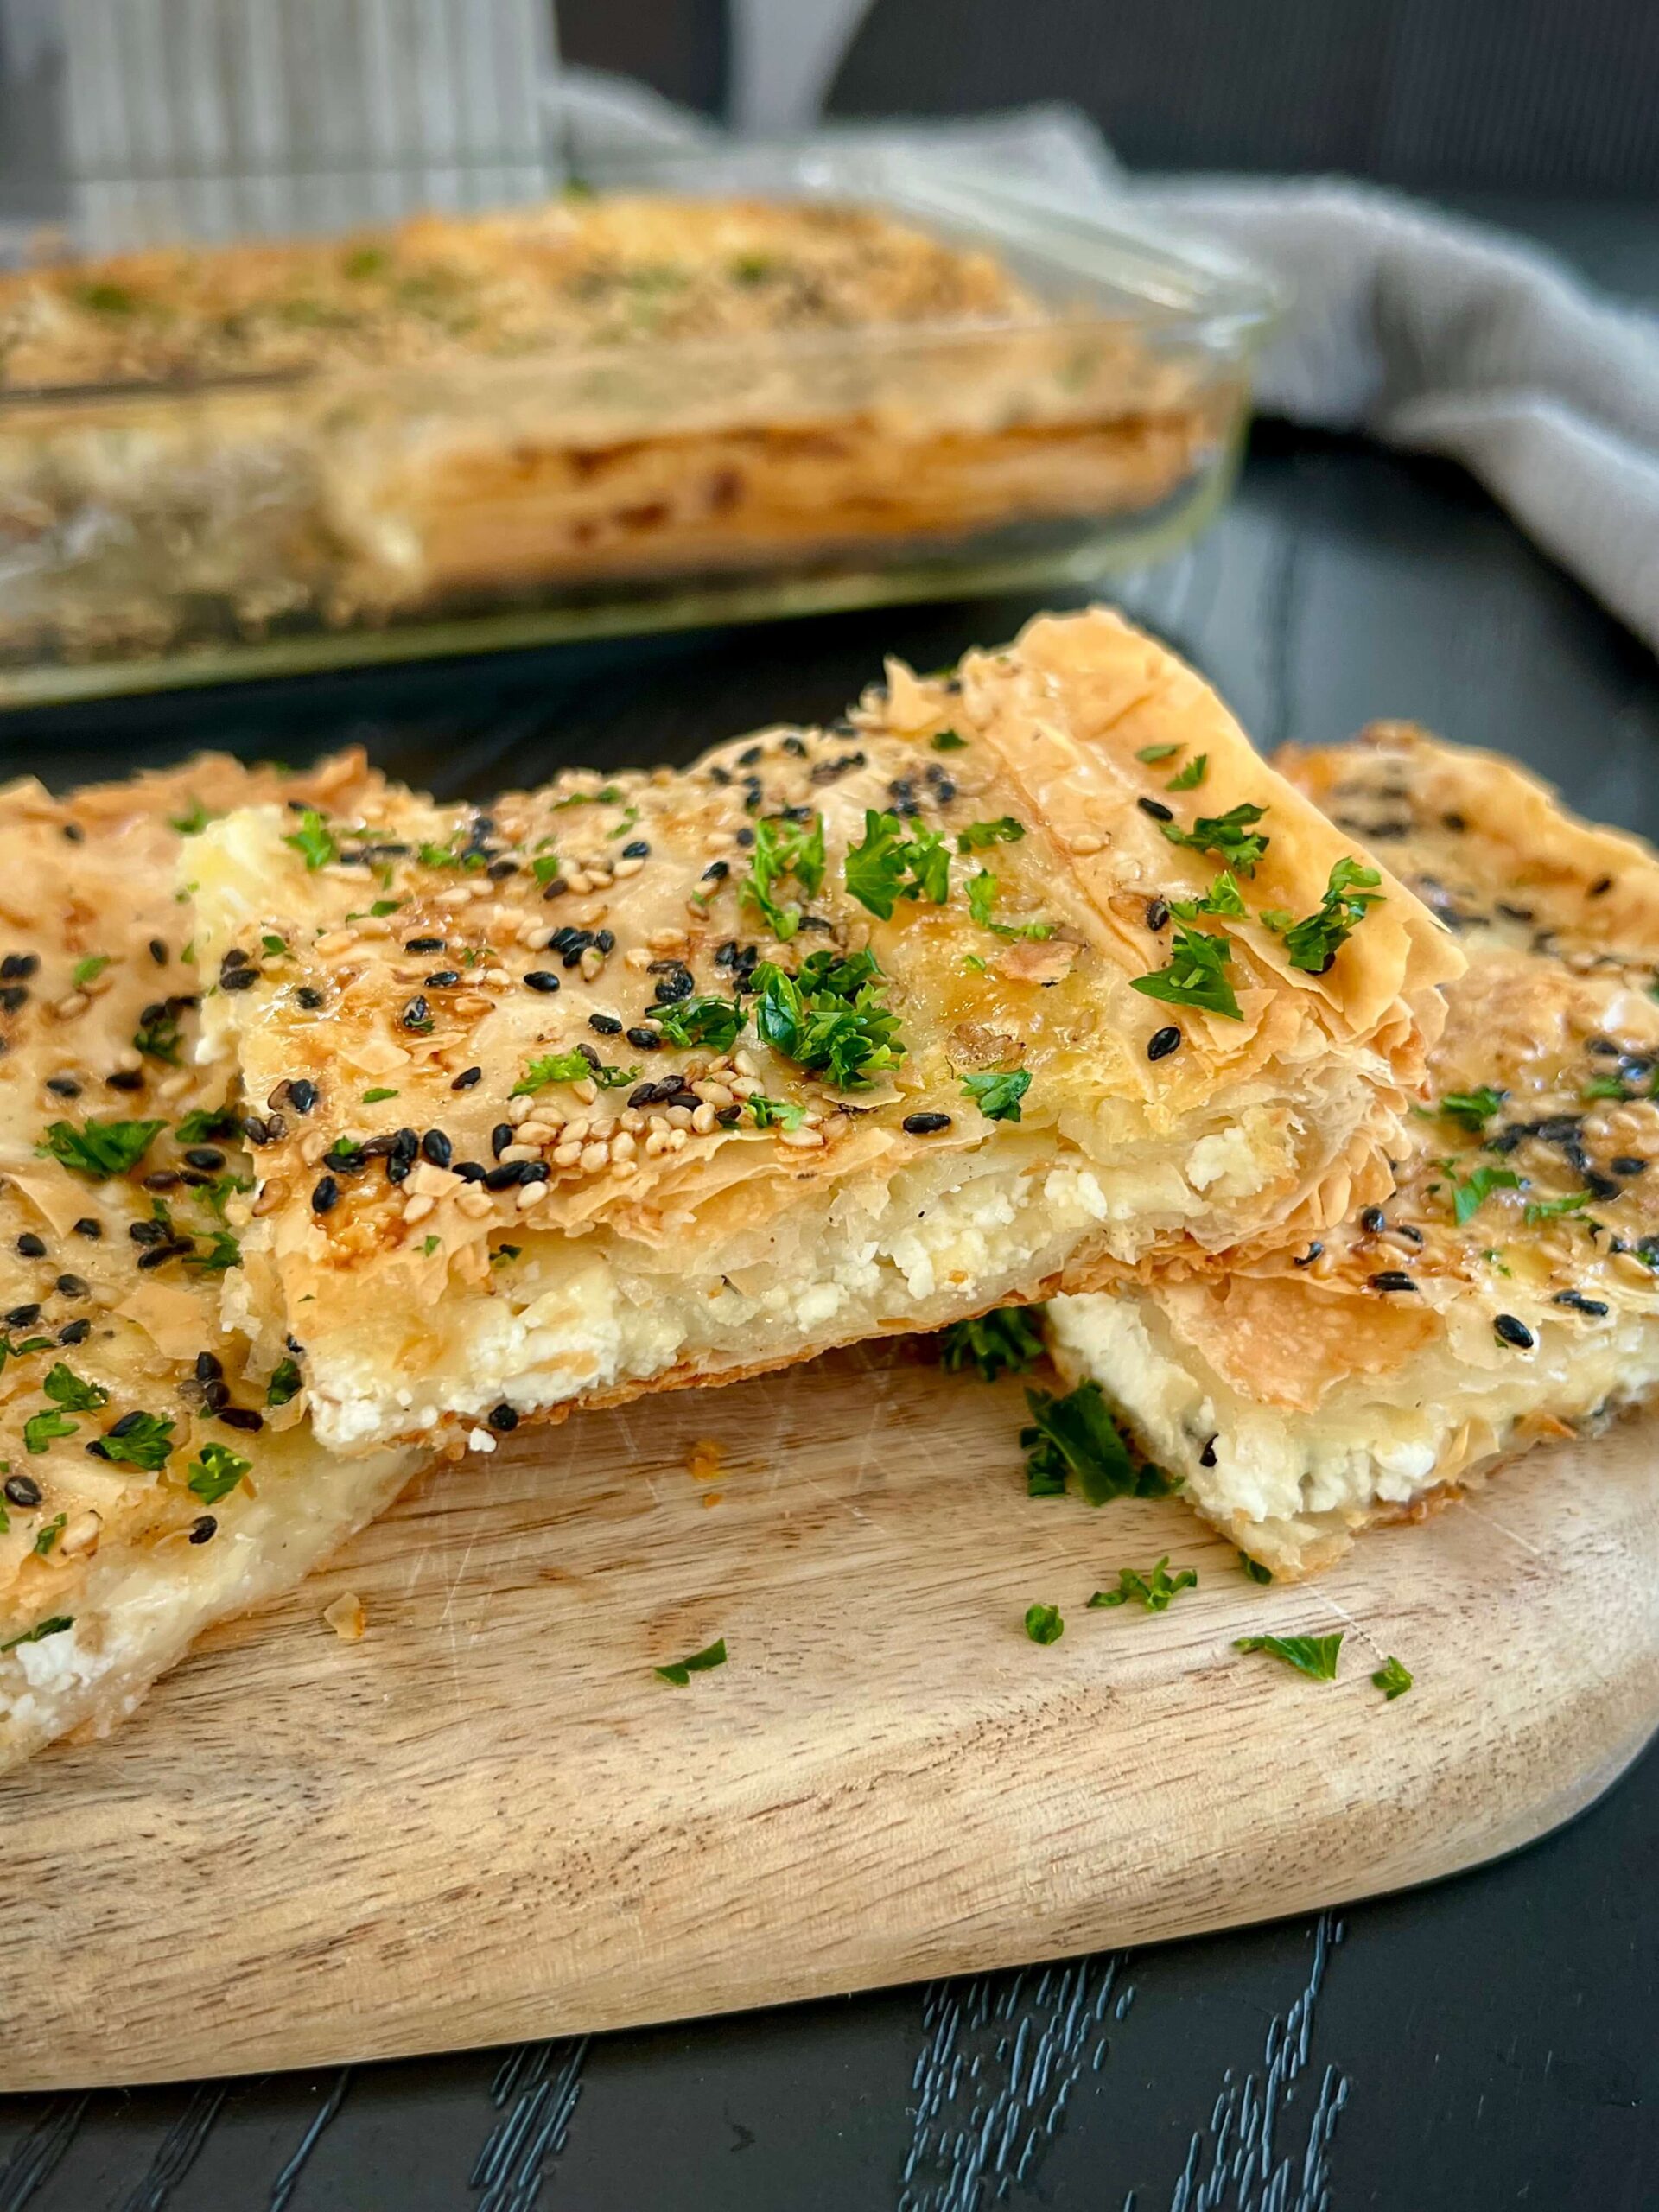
3,1344 -> 1656,2093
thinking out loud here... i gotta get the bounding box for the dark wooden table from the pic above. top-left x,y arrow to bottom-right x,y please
2,418 -> 1656,2210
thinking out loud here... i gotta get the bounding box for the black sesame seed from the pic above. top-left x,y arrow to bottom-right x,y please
487,1400 -> 520,1432
594,930 -> 615,955
287,1080 -> 319,1116
0,986 -> 29,1014
311,1176 -> 340,1214
484,1161 -> 530,1191
421,1131 -> 453,1169
401,995 -> 432,1028
324,1145 -> 366,1174
588,1014 -> 622,1036
425,970 -> 461,988
296,988 -> 325,1010
782,734 -> 807,756
4,1303 -> 41,1327
620,840 -> 651,860
195,1351 -> 223,1382
188,1516 -> 217,1544
72,1217 -> 101,1239
716,1104 -> 741,1126
61,823 -> 82,842
107,1071 -> 145,1091
0,952 -> 39,980
540,878 -> 569,901
15,1233 -> 45,1258
128,1220 -> 167,1248
1441,811 -> 1466,832
1147,1026 -> 1181,1062
4,1474 -> 41,1508
451,1066 -> 482,1091
1360,1206 -> 1388,1234
1554,1289 -> 1609,1315
219,1406 -> 264,1431
46,1077 -> 81,1097
652,966 -> 695,1005
183,1147 -> 226,1172
1137,797 -> 1173,822
149,938 -> 168,964
453,1161 -> 486,1183
143,1171 -> 181,1192
219,966 -> 258,992
524,971 -> 561,994
487,860 -> 518,881
1589,874 -> 1613,897
701,861 -> 729,883
1494,1313 -> 1535,1349
137,1239 -> 192,1269
1199,1437 -> 1218,1467
405,937 -> 445,953
1146,899 -> 1169,931
1611,1156 -> 1648,1176
54,1274 -> 88,1298
738,744 -> 763,767
56,1318 -> 91,1345
627,1026 -> 665,1051
491,1123 -> 514,1159
734,827 -> 755,849
902,1112 -> 952,1135
1369,1271 -> 1418,1293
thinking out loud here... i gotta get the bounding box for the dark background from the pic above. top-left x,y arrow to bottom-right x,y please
2,3 -> 1657,2206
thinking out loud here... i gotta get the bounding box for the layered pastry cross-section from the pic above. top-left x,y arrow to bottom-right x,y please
0,752 -> 421,1769
186,609 -> 1460,1458
1049,723 -> 1659,1577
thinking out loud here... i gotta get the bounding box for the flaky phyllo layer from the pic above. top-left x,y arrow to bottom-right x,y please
0,754 -> 419,1769
186,610 -> 1459,1456
1050,725 -> 1659,1577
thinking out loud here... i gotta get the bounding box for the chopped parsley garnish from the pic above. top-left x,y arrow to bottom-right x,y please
843,810 -> 951,919
1020,1382 -> 1176,1504
132,1005 -> 183,1065
653,995 -> 747,1052
0,1333 -> 51,1376
1372,1655 -> 1414,1700
1166,753 -> 1208,791
938,1306 -> 1046,1382
421,1234 -> 441,1256
531,853 -> 564,887
512,1050 -> 639,1096
168,798 -> 213,836
965,870 -> 1055,941
1235,1631 -> 1344,1681
0,1615 -> 73,1655
186,1230 -> 242,1275
187,1441 -> 250,1505
283,810 -> 339,870
962,1067 -> 1031,1122
1130,926 -> 1243,1020
72,954 -> 111,988
552,784 -> 623,810
747,1095 -> 807,1131
1441,1161 -> 1522,1227
416,838 -> 487,874
266,1358 -> 302,1408
956,817 -> 1024,854
1436,1086 -> 1508,1134
1266,857 -> 1384,974
742,814 -> 825,942
1088,1557 -> 1198,1612
1523,1190 -> 1592,1226
931,730 -> 968,752
1159,802 -> 1270,875
174,1106 -> 240,1143
1168,871 -> 1246,921
1238,1552 -> 1274,1585
31,1515 -> 66,1557
88,1412 -> 175,1471
753,950 -> 904,1090
1135,743 -> 1181,764
607,805 -> 641,840
22,1409 -> 77,1455
1581,1076 -> 1628,1102
262,933 -> 289,957
41,1363 -> 108,1414
38,1116 -> 166,1178
654,1637 -> 728,1686
1024,1603 -> 1064,1645
362,1087 -> 399,1103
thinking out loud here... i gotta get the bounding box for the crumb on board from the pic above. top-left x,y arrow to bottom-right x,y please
323,1592 -> 366,1642
687,1439 -> 724,1484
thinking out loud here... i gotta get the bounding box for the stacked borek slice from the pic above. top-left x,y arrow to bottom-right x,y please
0,608 -> 1463,1766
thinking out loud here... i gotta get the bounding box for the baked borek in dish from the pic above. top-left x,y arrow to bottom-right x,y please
0,753 -> 420,1768
186,609 -> 1459,1457
1049,724 -> 1659,1577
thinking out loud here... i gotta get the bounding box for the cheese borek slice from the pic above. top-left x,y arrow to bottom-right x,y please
188,609 -> 1459,1458
0,753 -> 420,1769
1049,724 -> 1659,1577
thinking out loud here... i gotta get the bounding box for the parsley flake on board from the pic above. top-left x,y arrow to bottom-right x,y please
266,1358 -> 303,1408
753,950 -> 904,1090
652,995 -> 747,1052
1372,1655 -> 1414,1700
22,1409 -> 76,1455
1435,1085 -> 1508,1133
1159,801 -> 1270,875
41,1363 -> 108,1414
654,1637 -> 728,1686
187,1442 -> 250,1505
956,817 -> 1025,854
1440,1161 -> 1522,1227
1130,926 -> 1243,1021
0,1615 -> 73,1656
361,1087 -> 399,1103
1238,1552 -> 1274,1585
1235,1631 -> 1344,1681
1267,857 -> 1384,974
843,810 -> 951,918
931,730 -> 968,752
283,810 -> 339,870
38,1117 -> 166,1178
938,1306 -> 1046,1382
1166,753 -> 1208,791
1168,871 -> 1246,921
742,813 -> 826,941
1024,1603 -> 1065,1645
1088,1557 -> 1198,1612
1135,744 -> 1181,765
87,1412 -> 175,1471
961,1066 -> 1031,1122
1020,1383 -> 1177,1505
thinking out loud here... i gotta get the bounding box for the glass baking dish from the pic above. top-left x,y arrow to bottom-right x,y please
0,143 -> 1281,707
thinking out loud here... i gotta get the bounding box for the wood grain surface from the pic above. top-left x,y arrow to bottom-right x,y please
3,1338 -> 1654,2094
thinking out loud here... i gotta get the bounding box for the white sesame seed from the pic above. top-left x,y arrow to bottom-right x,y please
403,1193 -> 436,1225
665,1128 -> 690,1153
624,948 -> 652,972
299,1131 -> 329,1166
611,1131 -> 637,1162
565,869 -> 593,894
579,947 -> 604,982
780,1126 -> 827,1149
516,1119 -> 557,1146
696,1080 -> 735,1108
644,1128 -> 671,1157
648,929 -> 688,955
54,992 -> 90,1019
455,1188 -> 493,1219
664,1105 -> 694,1129
499,1144 -> 540,1165
516,1180 -> 550,1211
691,1103 -> 717,1135
552,1141 -> 582,1167
521,925 -> 555,951
580,1141 -> 609,1175
506,1094 -> 536,1125
573,1077 -> 599,1105
315,929 -> 358,955
1069,831 -> 1106,855
613,855 -> 645,879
